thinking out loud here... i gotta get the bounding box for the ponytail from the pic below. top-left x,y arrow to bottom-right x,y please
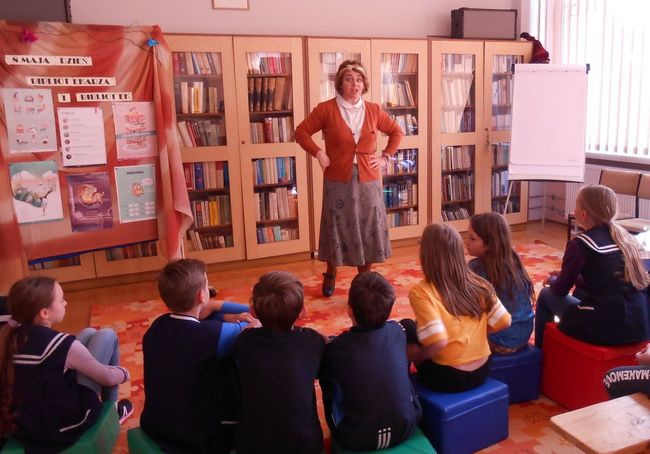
609,222 -> 650,290
0,324 -> 19,437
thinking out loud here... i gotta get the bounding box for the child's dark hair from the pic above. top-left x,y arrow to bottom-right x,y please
252,271 -> 303,333
0,276 -> 57,437
469,212 -> 534,300
348,272 -> 395,329
157,259 -> 207,313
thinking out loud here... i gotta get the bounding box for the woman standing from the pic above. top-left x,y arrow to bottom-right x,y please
295,60 -> 403,296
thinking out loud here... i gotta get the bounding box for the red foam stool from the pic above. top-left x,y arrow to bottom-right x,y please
541,323 -> 647,409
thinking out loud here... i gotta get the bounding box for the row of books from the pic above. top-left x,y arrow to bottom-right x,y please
250,116 -> 295,144
383,148 -> 418,175
492,170 -> 511,197
441,145 -> 473,171
254,187 -> 298,221
382,80 -> 416,107
392,114 -> 418,136
381,53 -> 418,74
187,230 -> 233,251
246,53 -> 291,75
177,119 -> 226,148
177,81 -> 222,115
441,109 -> 475,134
183,161 -> 229,190
491,111 -> 513,131
387,208 -> 418,227
383,180 -> 417,208
253,157 -> 296,185
320,52 -> 360,74
257,226 -> 298,244
492,143 -> 510,167
248,76 -> 292,112
492,200 -> 520,214
191,195 -> 232,227
28,255 -> 81,270
442,174 -> 473,202
441,207 -> 471,221
173,51 -> 223,76
492,54 -> 521,75
441,77 -> 473,108
441,54 -> 474,74
491,77 -> 513,107
105,242 -> 158,261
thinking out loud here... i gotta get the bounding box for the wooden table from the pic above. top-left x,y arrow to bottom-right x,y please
550,393 -> 650,453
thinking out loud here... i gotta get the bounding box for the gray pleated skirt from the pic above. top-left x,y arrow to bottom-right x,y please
318,165 -> 391,266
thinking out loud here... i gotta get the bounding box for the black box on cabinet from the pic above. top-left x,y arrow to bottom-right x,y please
451,8 -> 517,40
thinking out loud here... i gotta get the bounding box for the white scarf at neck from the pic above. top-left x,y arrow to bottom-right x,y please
336,94 -> 365,144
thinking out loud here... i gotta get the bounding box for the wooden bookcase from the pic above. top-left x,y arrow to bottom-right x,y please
371,39 -> 429,240
28,253 -> 97,282
166,34 -> 246,263
233,36 -> 310,259
430,39 -> 532,231
304,37 -> 372,251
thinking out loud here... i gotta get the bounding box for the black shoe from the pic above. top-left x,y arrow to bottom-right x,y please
116,399 -> 134,424
322,272 -> 335,297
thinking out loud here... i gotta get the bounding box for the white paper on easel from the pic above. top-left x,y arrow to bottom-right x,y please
509,64 -> 588,182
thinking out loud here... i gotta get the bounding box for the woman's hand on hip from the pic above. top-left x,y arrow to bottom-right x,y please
371,155 -> 388,170
316,150 -> 330,171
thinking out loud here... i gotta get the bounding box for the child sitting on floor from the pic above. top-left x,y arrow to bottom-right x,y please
404,223 -> 511,393
0,276 -> 132,452
141,259 -> 255,454
466,212 -> 535,354
235,271 -> 325,454
535,184 -> 650,347
320,271 -> 421,451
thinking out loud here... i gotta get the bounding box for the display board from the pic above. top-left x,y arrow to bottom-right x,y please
509,64 -> 588,182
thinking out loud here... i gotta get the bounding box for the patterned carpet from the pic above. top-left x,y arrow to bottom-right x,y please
91,241 -> 583,453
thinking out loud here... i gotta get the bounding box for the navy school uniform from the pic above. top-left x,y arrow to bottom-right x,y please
13,324 -> 102,454
319,321 -> 421,451
235,326 -> 325,454
141,313 -> 236,454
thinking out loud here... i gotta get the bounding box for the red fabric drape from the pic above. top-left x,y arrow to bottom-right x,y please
0,21 -> 192,292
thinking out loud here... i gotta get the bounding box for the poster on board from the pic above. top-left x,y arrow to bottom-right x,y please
66,172 -> 114,232
57,106 -> 107,167
9,160 -> 64,224
112,102 -> 158,160
2,88 -> 57,153
114,164 -> 156,223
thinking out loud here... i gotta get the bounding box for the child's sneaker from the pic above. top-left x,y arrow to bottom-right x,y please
116,399 -> 134,424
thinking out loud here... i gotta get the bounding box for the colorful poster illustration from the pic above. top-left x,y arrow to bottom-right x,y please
112,102 -> 158,159
9,160 -> 64,224
57,107 -> 107,167
2,88 -> 56,153
66,173 -> 114,232
114,164 -> 156,223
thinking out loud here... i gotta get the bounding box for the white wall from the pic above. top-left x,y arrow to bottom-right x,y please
70,0 -> 522,38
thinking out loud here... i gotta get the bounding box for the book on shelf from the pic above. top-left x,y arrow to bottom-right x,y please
273,77 -> 286,111
253,77 -> 263,111
441,207 -> 471,222
261,77 -> 268,111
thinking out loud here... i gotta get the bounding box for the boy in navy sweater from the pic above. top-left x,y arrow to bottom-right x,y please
320,272 -> 421,451
141,259 -> 255,454
235,271 -> 325,454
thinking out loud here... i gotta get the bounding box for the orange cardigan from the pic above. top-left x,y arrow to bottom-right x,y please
295,98 -> 403,183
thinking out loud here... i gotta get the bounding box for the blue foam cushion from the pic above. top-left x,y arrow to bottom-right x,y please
489,345 -> 542,403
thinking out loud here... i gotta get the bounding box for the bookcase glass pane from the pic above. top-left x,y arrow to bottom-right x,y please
491,142 -> 521,214
441,53 -> 475,133
382,148 -> 419,227
491,54 -> 524,131
380,53 -> 419,136
251,156 -> 299,244
441,144 -> 475,221
185,160 -> 234,251
172,51 -> 228,147
319,52 -> 361,101
245,52 -> 294,144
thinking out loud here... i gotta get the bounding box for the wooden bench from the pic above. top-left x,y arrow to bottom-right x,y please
550,392 -> 650,453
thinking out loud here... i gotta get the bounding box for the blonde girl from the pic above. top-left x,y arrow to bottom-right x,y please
466,212 -> 534,354
535,184 -> 650,347
404,223 -> 511,392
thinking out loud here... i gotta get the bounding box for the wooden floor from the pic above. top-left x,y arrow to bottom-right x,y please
58,220 -> 567,334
